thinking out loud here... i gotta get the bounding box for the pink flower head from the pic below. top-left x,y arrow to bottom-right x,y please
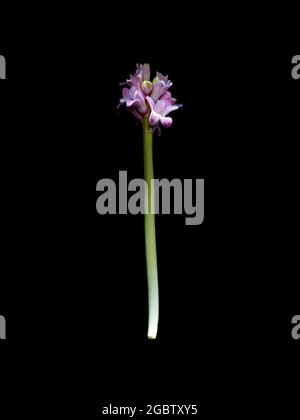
119,63 -> 181,128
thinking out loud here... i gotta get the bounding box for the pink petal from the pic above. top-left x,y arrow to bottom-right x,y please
122,87 -> 130,98
149,111 -> 161,126
161,116 -> 173,128
143,63 -> 150,81
129,86 -> 136,99
138,101 -> 148,114
154,99 -> 166,114
160,91 -> 172,101
150,80 -> 165,101
127,99 -> 139,107
162,105 -> 179,116
156,72 -> 169,82
146,96 -> 155,112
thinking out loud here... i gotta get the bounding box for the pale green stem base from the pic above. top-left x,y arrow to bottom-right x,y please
143,117 -> 159,339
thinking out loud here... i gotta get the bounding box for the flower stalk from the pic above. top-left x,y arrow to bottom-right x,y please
143,117 -> 159,339
119,63 -> 181,339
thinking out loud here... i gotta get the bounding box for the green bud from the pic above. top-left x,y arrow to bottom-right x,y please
141,80 -> 153,95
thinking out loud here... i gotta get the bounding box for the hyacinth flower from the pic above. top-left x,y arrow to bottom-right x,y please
119,63 -> 182,339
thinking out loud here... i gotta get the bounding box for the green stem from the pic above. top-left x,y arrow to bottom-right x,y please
143,117 -> 159,339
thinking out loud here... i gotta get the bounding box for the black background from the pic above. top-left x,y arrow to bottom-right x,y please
0,6 -> 299,418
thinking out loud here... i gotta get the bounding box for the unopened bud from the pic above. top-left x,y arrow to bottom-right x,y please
141,80 -> 153,95
143,63 -> 150,81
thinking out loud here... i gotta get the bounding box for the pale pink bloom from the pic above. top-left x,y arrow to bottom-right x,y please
146,93 -> 181,128
119,63 -> 181,128
120,85 -> 148,115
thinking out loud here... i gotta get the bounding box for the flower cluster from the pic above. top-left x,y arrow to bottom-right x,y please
119,63 -> 181,128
